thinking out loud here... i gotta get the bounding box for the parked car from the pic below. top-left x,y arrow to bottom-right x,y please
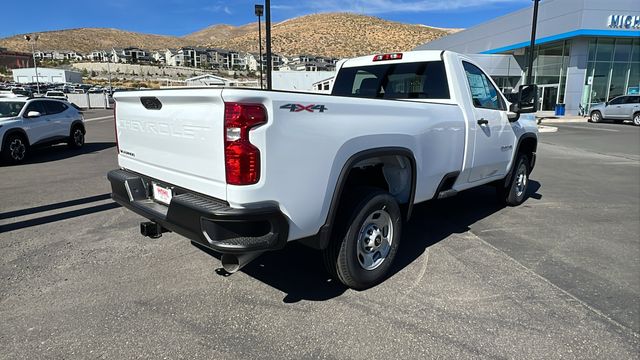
45,91 -> 68,100
589,95 -> 640,126
108,50 -> 539,289
0,97 -> 85,164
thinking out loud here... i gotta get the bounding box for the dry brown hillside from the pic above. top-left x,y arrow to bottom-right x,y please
0,13 -> 455,58
0,28 -> 196,53
207,13 -> 453,58
184,23 -> 257,44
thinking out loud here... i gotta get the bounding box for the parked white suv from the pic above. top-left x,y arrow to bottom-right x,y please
0,98 -> 85,164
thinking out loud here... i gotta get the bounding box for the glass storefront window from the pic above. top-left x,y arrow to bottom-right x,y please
609,64 -> 629,100
629,64 -> 639,94
595,39 -> 614,62
584,38 -> 640,104
614,39 -> 632,62
533,42 -> 565,85
591,62 -> 611,103
631,38 -> 640,63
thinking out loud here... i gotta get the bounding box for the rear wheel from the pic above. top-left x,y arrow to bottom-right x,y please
633,113 -> 640,126
68,125 -> 85,149
322,189 -> 402,290
497,154 -> 530,206
2,134 -> 28,164
590,111 -> 602,123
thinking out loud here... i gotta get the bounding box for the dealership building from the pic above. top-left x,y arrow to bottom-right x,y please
416,0 -> 640,115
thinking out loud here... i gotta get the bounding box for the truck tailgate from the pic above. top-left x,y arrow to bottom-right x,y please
114,89 -> 227,201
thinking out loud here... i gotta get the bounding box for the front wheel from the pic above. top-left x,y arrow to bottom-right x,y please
322,189 -> 402,290
2,134 -> 28,164
590,111 -> 602,123
633,113 -> 640,126
497,154 -> 530,206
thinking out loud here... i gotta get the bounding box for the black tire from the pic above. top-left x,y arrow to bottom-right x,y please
497,154 -> 530,207
322,188 -> 402,290
590,111 -> 602,123
633,113 -> 640,127
1,134 -> 28,164
68,125 -> 85,149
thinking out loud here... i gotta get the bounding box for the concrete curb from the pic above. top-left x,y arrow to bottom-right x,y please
538,116 -> 588,124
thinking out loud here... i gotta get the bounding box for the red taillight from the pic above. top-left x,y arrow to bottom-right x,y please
224,102 -> 267,185
373,53 -> 403,62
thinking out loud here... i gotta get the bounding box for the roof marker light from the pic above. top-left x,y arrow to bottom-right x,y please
373,53 -> 403,62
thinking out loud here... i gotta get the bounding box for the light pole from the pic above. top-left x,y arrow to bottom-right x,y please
24,34 -> 41,94
106,53 -> 113,96
255,4 -> 264,89
526,0 -> 540,85
265,0 -> 272,90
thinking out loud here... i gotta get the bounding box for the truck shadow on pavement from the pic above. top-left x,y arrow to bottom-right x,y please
16,142 -> 116,165
0,193 -> 119,233
198,181 -> 542,303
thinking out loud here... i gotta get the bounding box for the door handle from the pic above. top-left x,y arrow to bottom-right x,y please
477,118 -> 489,125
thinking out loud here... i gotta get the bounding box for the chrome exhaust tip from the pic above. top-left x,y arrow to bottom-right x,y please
221,252 -> 263,273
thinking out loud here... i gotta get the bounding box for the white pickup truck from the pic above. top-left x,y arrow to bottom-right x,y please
108,50 -> 539,289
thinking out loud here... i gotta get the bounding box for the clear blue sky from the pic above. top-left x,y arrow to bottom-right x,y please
0,0 -> 533,38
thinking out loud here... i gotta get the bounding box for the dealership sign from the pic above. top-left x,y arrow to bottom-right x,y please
608,15 -> 640,29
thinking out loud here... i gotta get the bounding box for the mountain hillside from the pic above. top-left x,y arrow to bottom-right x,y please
184,23 -> 257,44
0,13 -> 456,58
0,28 -> 196,53
206,13 -> 453,58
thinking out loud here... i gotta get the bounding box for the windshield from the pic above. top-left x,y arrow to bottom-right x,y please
48,92 -> 64,96
0,101 -> 26,118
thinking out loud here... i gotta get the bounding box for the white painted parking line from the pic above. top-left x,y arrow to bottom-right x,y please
558,125 -> 620,132
84,115 -> 114,122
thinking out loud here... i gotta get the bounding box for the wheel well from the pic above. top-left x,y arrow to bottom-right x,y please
344,155 -> 413,207
518,136 -> 537,172
2,129 -> 29,149
307,149 -> 416,251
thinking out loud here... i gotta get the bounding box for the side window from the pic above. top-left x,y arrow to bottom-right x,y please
23,101 -> 46,116
463,61 -> 505,110
44,101 -> 68,115
609,97 -> 625,105
624,96 -> 639,104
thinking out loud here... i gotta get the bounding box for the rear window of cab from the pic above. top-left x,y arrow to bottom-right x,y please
332,61 -> 450,100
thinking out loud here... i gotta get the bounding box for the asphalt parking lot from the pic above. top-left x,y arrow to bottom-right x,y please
1,110 -> 638,359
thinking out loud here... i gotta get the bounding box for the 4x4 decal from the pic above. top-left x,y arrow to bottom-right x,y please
280,104 -> 328,113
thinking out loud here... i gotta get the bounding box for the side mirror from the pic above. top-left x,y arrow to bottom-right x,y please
605,101 -> 609,106
26,111 -> 41,118
508,84 -> 538,121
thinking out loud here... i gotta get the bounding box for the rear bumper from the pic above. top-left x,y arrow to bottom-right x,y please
107,169 -> 289,254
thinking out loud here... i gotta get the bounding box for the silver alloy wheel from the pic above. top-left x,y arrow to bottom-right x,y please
356,208 -> 393,271
9,138 -> 26,161
634,114 -> 640,126
73,129 -> 84,146
514,163 -> 528,199
591,112 -> 600,122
